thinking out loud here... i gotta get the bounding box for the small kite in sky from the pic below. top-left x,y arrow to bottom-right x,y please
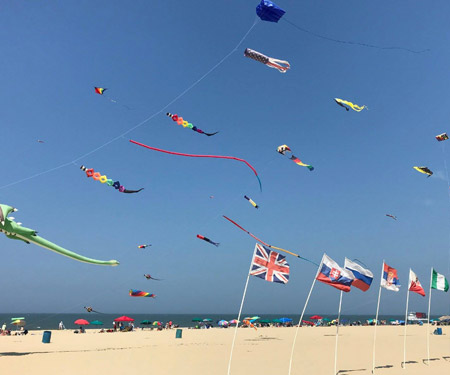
129,289 -> 156,298
335,98 -> 367,112
138,244 -> 151,249
84,306 -> 103,313
166,113 -> 218,136
413,166 -> 433,177
436,133 -> 449,142
144,274 -> 161,281
94,87 -> 106,95
256,0 -> 285,23
37,140 -> 44,143
244,48 -> 290,73
80,166 -> 143,194
197,234 -> 219,247
386,214 -> 397,221
277,145 -> 314,171
244,195 -> 259,209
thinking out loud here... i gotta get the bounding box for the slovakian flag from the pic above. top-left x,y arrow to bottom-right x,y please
316,254 -> 354,292
408,269 -> 425,296
344,258 -> 373,292
381,262 -> 400,292
250,244 -> 290,284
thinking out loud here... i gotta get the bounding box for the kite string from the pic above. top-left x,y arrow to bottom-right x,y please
440,143 -> 450,314
0,18 -> 259,191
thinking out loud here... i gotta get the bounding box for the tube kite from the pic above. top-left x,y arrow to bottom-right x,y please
166,113 -> 218,136
144,274 -> 161,281
129,140 -> 262,191
386,214 -> 397,221
80,166 -> 143,194
436,133 -> 449,142
0,204 -> 119,266
244,195 -> 259,209
334,98 -> 367,112
138,244 -> 151,249
197,234 -> 219,247
244,48 -> 290,73
129,289 -> 156,298
277,145 -> 314,171
413,166 -> 433,177
256,0 -> 285,23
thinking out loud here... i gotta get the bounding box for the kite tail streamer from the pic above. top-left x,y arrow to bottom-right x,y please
290,156 -> 314,171
266,57 -> 290,73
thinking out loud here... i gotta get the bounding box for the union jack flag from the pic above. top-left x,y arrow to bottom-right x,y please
250,244 -> 290,284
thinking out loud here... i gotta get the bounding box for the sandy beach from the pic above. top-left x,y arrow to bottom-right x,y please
0,325 -> 449,374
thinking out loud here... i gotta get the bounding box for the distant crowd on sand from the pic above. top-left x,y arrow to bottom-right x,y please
0,322 -> 28,336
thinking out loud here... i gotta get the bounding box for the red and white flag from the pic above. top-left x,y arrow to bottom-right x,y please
408,269 -> 425,297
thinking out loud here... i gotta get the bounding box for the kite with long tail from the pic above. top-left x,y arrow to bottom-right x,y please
197,234 -> 219,247
166,113 -> 218,136
223,215 -> 318,266
84,306 -> 104,314
129,140 -> 262,191
129,289 -> 156,298
144,274 -> 161,280
385,214 -> 397,221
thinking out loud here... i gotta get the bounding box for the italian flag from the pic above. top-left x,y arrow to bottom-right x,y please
431,269 -> 449,292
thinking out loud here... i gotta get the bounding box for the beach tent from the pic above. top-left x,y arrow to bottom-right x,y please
114,316 -> 134,322
74,319 -> 90,325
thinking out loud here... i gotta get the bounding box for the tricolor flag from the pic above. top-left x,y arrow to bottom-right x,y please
344,258 -> 373,292
317,254 -> 354,292
381,262 -> 400,292
408,269 -> 425,296
431,269 -> 449,292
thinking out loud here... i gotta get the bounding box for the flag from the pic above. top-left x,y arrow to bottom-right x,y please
408,269 -> 425,296
344,258 -> 373,292
250,244 -> 290,284
381,262 -> 400,292
431,269 -> 449,292
316,254 -> 354,292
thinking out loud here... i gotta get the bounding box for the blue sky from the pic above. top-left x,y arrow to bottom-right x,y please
0,0 -> 449,316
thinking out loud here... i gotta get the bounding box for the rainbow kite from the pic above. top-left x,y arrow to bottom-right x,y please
129,289 -> 155,298
94,87 -> 106,95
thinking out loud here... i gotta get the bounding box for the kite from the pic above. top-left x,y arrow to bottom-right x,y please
277,145 -> 314,171
138,244 -> 151,249
94,87 -> 106,95
129,289 -> 156,298
244,195 -> 259,209
256,0 -> 285,23
243,319 -> 258,330
334,98 -> 367,112
129,140 -> 262,191
0,204 -> 119,266
80,166 -> 143,194
144,274 -> 161,280
37,140 -> 44,143
386,214 -> 397,221
197,234 -> 219,247
166,113 -> 218,136
436,133 -> 449,142
244,48 -> 290,73
223,215 -> 318,266
413,166 -> 433,177
84,306 -> 103,313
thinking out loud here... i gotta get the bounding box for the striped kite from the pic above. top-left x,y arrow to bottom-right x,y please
129,289 -> 156,298
244,195 -> 259,209
277,145 -> 314,171
166,113 -> 218,136
197,234 -> 219,247
334,98 -> 367,112
244,48 -> 290,73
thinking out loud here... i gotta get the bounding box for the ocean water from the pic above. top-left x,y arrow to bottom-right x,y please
0,313 -> 438,331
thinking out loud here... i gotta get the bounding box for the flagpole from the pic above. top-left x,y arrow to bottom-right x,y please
402,272 -> 410,369
372,260 -> 384,374
288,258 -> 322,375
334,290 -> 343,375
227,247 -> 256,375
426,267 -> 433,365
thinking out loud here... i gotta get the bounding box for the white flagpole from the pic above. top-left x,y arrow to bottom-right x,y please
227,246 -> 256,375
288,257 -> 322,375
402,270 -> 411,369
426,267 -> 433,365
334,290 -> 344,375
372,260 -> 385,374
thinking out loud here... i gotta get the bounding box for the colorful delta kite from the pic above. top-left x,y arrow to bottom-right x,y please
244,48 -> 290,73
166,113 -> 218,136
80,166 -> 143,194
94,87 -> 106,95
256,0 -> 285,23
144,274 -> 161,281
129,289 -> 156,298
277,145 -> 314,171
413,166 -> 433,177
129,140 -> 262,191
197,234 -> 219,247
244,195 -> 259,209
386,214 -> 397,221
436,133 -> 449,142
0,204 -> 119,266
334,98 -> 367,112
138,244 -> 151,249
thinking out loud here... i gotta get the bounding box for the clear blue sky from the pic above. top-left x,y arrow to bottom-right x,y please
1,0 -> 449,316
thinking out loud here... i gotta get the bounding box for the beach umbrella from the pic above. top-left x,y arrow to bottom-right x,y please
272,319 -> 282,323
259,319 -> 271,324
11,317 -> 25,321
439,315 -> 450,321
302,320 -> 315,326
203,318 -> 213,322
152,321 -> 162,326
114,316 -> 134,322
310,315 -> 323,320
11,319 -> 26,327
279,317 -> 293,323
192,318 -> 202,322
90,320 -> 103,325
140,320 -> 152,325
74,319 -> 90,325
323,318 -> 331,322
218,320 -> 229,327
229,319 -> 240,324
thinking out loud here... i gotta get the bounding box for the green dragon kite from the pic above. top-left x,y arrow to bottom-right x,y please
0,204 -> 119,266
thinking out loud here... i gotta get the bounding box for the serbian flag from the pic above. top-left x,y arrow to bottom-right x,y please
381,262 -> 400,292
344,258 -> 373,292
316,254 -> 354,292
409,269 -> 425,296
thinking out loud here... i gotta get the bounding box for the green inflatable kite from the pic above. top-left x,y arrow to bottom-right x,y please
0,204 -> 119,266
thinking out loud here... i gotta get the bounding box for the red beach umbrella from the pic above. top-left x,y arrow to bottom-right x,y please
310,315 -> 323,320
114,316 -> 134,322
74,319 -> 90,325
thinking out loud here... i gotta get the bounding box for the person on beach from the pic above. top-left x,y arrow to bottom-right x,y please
1,323 -> 6,332
59,321 -> 65,330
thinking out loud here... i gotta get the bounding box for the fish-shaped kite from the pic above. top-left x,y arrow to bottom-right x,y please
413,166 -> 433,177
334,98 -> 367,112
166,113 -> 218,136
277,145 -> 314,171
197,234 -> 219,247
244,48 -> 290,73
244,195 -> 259,209
129,289 -> 156,298
436,133 -> 449,142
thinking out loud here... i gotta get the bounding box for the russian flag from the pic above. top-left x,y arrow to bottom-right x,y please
344,258 -> 373,292
316,254 -> 354,292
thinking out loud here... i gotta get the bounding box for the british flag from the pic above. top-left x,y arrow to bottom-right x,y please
250,244 -> 290,284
